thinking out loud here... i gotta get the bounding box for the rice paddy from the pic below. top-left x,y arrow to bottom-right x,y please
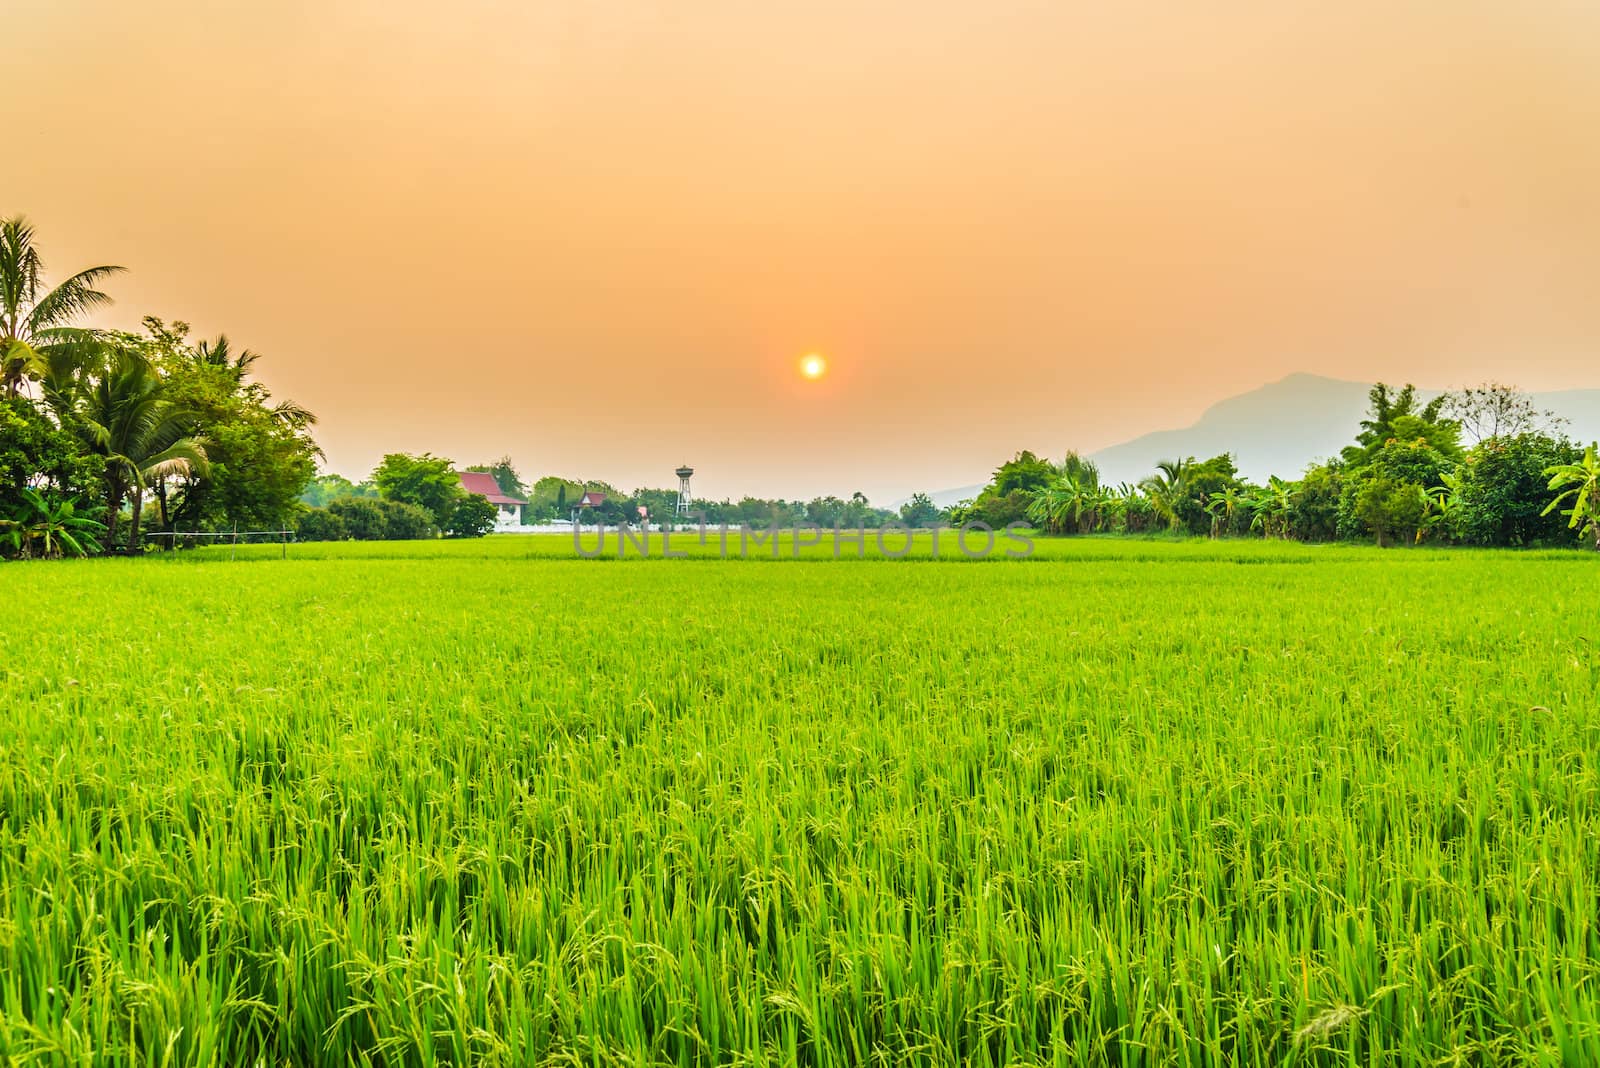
2,537 -> 1597,1065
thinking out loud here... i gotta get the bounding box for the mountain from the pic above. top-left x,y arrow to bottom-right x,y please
1088,373 -> 1600,485
910,373 -> 1600,504
1087,373 -> 1374,485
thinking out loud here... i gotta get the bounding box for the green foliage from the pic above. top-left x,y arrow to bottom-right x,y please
300,473 -> 375,508
1542,443 -> 1600,550
0,394 -> 103,512
898,491 -> 943,528
991,450 -> 1056,496
74,347 -> 209,552
1455,433 -> 1582,546
447,493 -> 498,538
325,495 -> 436,541
2,488 -> 103,558
153,329 -> 320,534
294,507 -> 348,542
1286,463 -> 1343,542
956,487 -> 1031,529
371,453 -> 461,530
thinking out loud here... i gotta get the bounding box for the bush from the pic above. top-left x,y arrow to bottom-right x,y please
324,496 -> 436,540
295,508 -> 348,542
377,499 -> 436,540
326,497 -> 389,540
447,494 -> 498,538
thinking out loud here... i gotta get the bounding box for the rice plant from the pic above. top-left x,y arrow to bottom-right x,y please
1,537 -> 1596,1065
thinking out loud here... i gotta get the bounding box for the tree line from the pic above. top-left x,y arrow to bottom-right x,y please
2,218 -> 319,558
954,383 -> 1599,549
6,217 -> 1597,557
296,458 -> 921,539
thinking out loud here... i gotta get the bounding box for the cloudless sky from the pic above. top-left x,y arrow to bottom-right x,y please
8,2 -> 1599,502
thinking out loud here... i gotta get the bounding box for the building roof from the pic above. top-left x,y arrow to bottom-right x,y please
576,491 -> 607,507
457,471 -> 527,506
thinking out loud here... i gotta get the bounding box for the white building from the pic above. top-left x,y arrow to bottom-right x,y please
457,471 -> 527,531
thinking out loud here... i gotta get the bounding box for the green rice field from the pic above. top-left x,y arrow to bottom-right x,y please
2,536 -> 1597,1065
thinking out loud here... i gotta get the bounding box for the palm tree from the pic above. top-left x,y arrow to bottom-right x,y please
0,217 -> 124,396
3,488 -> 104,558
1139,459 -> 1192,532
1543,444 -> 1600,550
78,352 -> 208,552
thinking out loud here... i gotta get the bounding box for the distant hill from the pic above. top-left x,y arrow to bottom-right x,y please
1090,373 -> 1600,485
909,373 -> 1600,504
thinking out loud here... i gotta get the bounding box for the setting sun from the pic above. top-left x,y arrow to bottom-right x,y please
800,353 -> 827,380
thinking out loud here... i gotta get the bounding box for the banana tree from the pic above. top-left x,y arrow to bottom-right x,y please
1543,444 -> 1600,550
5,488 -> 104,558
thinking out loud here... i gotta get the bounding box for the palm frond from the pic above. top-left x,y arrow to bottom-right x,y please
25,265 -> 126,332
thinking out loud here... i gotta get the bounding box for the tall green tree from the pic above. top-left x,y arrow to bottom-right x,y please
156,330 -> 320,533
0,217 -> 124,397
78,351 -> 208,551
371,453 -> 461,530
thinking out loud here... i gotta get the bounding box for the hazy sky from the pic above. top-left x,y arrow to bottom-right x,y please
9,2 -> 1600,502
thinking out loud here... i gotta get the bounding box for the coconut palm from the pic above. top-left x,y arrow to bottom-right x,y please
1139,459 -> 1192,532
78,352 -> 208,552
0,217 -> 124,396
1542,444 -> 1600,550
1027,475 -> 1094,534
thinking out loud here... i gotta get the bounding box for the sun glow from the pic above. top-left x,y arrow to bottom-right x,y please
800,353 -> 827,380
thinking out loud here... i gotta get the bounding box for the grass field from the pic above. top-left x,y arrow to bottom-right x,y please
2,536 -> 1597,1065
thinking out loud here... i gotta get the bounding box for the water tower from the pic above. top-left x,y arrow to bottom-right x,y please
675,464 -> 694,516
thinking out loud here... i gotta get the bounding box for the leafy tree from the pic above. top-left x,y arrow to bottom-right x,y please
958,487 -> 1032,529
1,393 -> 103,516
371,453 -> 460,530
466,456 -> 528,499
0,216 -> 123,397
295,507 -> 348,542
447,494 -> 498,537
326,497 -> 389,540
153,329 -> 319,533
992,451 -> 1057,497
325,495 -> 436,540
1351,477 -> 1430,547
1451,434 -> 1580,546
1286,464 -> 1342,542
78,350 -> 207,552
1435,434 -> 1582,547
1542,444 -> 1600,550
899,492 -> 943,528
1342,383 -> 1453,464
301,473 -> 374,508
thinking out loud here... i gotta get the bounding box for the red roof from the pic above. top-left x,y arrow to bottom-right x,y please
577,491 -> 607,507
457,471 -> 527,506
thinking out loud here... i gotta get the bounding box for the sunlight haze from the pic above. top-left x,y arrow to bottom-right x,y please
9,1 -> 1599,501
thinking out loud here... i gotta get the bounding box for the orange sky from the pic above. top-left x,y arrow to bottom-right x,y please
9,2 -> 1600,502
